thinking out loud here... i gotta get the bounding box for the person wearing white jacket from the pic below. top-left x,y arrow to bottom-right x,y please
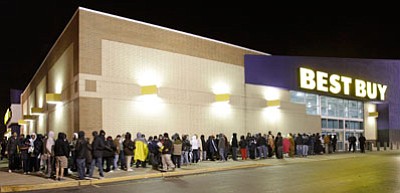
191,135 -> 200,163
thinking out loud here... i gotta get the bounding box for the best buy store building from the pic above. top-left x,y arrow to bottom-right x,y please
20,7 -> 400,150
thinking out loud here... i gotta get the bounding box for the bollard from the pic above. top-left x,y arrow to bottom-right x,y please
369,142 -> 373,151
377,142 -> 380,151
384,142 -> 387,151
397,142 -> 399,150
390,142 -> 393,150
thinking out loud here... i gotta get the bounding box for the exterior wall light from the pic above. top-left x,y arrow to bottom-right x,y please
46,93 -> 62,104
368,112 -> 379,118
141,85 -> 158,95
18,119 -> 27,125
23,115 -> 36,121
215,94 -> 230,102
266,99 -> 281,108
31,107 -> 45,115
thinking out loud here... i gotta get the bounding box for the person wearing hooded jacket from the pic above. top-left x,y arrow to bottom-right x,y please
75,131 -> 88,180
54,132 -> 69,181
29,133 -> 42,173
89,131 -> 105,179
134,132 -> 148,168
45,131 -> 55,178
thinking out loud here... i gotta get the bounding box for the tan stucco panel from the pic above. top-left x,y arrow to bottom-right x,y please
79,97 -> 102,132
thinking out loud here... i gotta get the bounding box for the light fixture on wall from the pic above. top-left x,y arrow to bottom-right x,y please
368,112 -> 379,118
23,115 -> 36,121
18,119 -> 27,125
46,93 -> 62,104
31,107 -> 44,115
215,93 -> 230,102
141,85 -> 158,95
266,99 -> 281,108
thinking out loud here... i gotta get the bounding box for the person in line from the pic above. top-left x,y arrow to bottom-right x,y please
200,135 -> 207,161
161,133 -> 175,172
45,131 -> 55,178
6,132 -> 19,173
123,132 -> 134,171
348,135 -> 357,153
20,135 -> 30,174
231,133 -> 239,161
134,132 -> 148,168
172,134 -> 182,168
331,135 -> 338,153
191,134 -> 200,163
239,135 -> 247,160
218,133 -> 227,161
89,131 -> 105,179
103,136 -> 116,172
359,134 -> 366,153
275,132 -> 284,159
181,135 -> 191,165
206,135 -> 217,161
54,132 -> 69,181
113,135 -> 121,171
75,131 -> 88,180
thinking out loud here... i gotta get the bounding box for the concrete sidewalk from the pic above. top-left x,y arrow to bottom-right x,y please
0,151 -> 391,192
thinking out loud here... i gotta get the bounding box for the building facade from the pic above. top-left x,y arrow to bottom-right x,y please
20,7 -> 399,150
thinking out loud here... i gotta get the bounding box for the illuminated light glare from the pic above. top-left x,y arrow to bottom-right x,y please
135,95 -> 165,115
55,80 -> 63,94
38,96 -> 43,108
263,87 -> 280,101
212,83 -> 230,95
137,70 -> 162,87
211,102 -> 231,118
262,107 -> 281,123
296,92 -> 304,97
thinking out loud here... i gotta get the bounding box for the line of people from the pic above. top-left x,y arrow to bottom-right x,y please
2,130 -> 367,181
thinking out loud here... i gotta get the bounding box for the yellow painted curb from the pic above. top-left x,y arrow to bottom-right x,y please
0,163 -> 271,192
1,181 -> 79,193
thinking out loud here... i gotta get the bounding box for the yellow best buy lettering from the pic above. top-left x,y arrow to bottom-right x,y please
299,67 -> 387,101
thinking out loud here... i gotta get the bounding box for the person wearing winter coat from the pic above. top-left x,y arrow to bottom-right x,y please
134,132 -> 148,168
161,133 -> 175,172
5,132 -> 19,173
218,133 -> 227,161
275,132 -> 284,159
191,135 -> 200,163
239,135 -> 247,160
45,131 -> 55,178
89,131 -> 105,179
54,132 -> 70,180
172,135 -> 182,168
181,135 -> 191,165
75,131 -> 88,180
103,136 -> 116,172
231,133 -> 239,161
200,135 -> 207,161
123,132 -> 134,171
113,135 -> 121,171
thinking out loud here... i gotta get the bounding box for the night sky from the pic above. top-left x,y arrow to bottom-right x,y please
1,1 -> 400,125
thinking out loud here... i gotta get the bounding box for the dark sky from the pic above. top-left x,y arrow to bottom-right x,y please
1,1 -> 400,120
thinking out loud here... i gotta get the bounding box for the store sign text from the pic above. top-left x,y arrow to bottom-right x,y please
299,67 -> 387,101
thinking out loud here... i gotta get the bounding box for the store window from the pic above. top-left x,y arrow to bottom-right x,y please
291,91 -> 364,119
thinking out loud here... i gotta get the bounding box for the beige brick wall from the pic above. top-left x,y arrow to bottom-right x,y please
89,40 -> 246,138
78,8 -> 266,77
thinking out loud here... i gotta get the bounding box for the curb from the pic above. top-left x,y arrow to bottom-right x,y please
0,163 -> 271,192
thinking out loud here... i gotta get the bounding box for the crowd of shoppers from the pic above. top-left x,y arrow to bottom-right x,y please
0,130 -> 368,181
